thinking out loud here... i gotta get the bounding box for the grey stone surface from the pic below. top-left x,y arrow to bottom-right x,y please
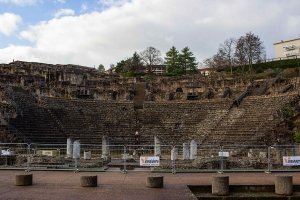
66,138 -> 73,158
275,175 -> 293,195
80,176 -> 98,187
154,136 -> 161,156
182,143 -> 189,160
84,151 -> 91,160
15,174 -> 33,186
102,135 -> 110,157
73,140 -> 80,159
189,140 -> 197,160
212,176 -> 229,196
171,147 -> 178,161
146,176 -> 164,188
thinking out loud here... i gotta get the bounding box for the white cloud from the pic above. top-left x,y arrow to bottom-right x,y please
0,13 -> 22,36
1,0 -> 300,67
55,0 -> 66,3
54,8 -> 75,18
98,0 -> 130,7
0,0 -> 39,5
80,3 -> 88,13
0,45 -> 37,63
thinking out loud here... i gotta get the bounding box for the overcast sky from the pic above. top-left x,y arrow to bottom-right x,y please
0,0 -> 299,68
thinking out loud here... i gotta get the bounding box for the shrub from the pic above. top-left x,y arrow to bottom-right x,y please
294,130 -> 300,143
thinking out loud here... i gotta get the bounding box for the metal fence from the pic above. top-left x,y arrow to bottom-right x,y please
1,143 -> 300,173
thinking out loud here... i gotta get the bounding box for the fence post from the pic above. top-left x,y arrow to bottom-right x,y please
219,145 -> 224,174
26,143 -> 31,172
123,145 -> 127,174
74,158 -> 78,172
171,146 -> 176,174
266,146 -> 271,173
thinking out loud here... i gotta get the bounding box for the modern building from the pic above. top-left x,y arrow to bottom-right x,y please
199,67 -> 212,76
274,37 -> 300,58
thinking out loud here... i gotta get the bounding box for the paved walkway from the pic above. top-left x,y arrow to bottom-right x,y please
1,170 -> 300,200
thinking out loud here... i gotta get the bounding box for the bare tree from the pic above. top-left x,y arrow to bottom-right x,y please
204,38 -> 236,73
220,38 -> 236,74
235,32 -> 265,72
204,50 -> 227,71
140,46 -> 163,72
234,37 -> 247,73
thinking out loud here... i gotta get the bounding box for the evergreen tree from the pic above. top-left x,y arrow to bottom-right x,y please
179,47 -> 198,74
165,46 -> 180,75
97,64 -> 105,72
131,52 -> 143,71
115,52 -> 143,75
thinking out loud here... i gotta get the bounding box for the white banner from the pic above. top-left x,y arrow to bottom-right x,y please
283,156 -> 300,166
140,156 -> 160,166
218,152 -> 229,157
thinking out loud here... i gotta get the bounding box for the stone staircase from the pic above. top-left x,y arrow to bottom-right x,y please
133,82 -> 146,109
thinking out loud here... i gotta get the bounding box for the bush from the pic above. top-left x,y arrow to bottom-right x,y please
282,68 -> 298,78
294,130 -> 300,143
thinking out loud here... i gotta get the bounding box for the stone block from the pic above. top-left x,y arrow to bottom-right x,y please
15,174 -> 33,186
275,175 -> 293,195
80,175 -> 97,187
146,176 -> 164,188
212,175 -> 229,196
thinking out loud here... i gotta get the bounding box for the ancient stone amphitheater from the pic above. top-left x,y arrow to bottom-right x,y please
0,61 -> 299,146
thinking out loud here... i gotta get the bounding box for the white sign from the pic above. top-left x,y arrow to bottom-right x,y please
218,152 -> 229,157
283,156 -> 300,166
140,156 -> 160,166
1,149 -> 13,155
42,150 -> 53,156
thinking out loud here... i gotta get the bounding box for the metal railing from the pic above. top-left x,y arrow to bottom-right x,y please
1,143 -> 300,173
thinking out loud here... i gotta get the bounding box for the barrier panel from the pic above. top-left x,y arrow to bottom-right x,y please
2,143 -> 300,173
174,145 -> 220,172
173,145 -> 269,172
125,145 -> 173,172
28,143 -> 73,170
28,144 -> 125,171
221,145 -> 268,172
0,143 -> 28,169
269,145 -> 300,171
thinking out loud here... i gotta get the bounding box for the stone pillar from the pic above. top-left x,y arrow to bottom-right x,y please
73,140 -> 80,159
190,140 -> 197,160
146,176 -> 164,188
66,138 -> 73,158
275,175 -> 293,195
15,174 -> 33,186
182,143 -> 189,160
154,136 -> 161,157
212,176 -> 229,196
84,151 -> 91,160
171,147 -> 178,161
102,135 -> 109,157
80,176 -> 97,187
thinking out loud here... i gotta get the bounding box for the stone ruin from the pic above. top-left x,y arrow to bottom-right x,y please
0,60 -> 299,146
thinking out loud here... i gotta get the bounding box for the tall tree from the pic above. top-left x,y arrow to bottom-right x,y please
235,32 -> 265,72
234,37 -> 247,73
115,59 -> 131,73
115,52 -> 143,75
165,46 -> 180,75
140,46 -> 163,72
203,51 -> 226,72
97,64 -> 105,72
178,47 -> 198,74
219,38 -> 236,74
130,52 -> 143,73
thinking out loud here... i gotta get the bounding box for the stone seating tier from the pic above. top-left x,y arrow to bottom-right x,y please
5,89 -> 299,146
